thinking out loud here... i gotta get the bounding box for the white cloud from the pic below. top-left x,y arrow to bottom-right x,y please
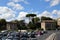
1,7 -> 60,22
37,10 -> 60,19
52,10 -> 60,18
23,1 -> 29,4
7,2 -> 24,10
45,0 -> 50,2
7,2 -> 15,7
10,0 -> 29,4
52,10 -> 60,15
7,0 -> 29,10
11,0 -> 24,2
45,0 -> 60,7
13,4 -> 24,10
50,0 -> 60,7
37,11 -> 53,18
17,12 -> 28,20
52,10 -> 58,14
0,7 -> 16,21
6,18 -> 16,22
11,0 -> 22,2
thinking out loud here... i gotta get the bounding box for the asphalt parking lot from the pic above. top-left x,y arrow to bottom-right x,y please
0,30 -> 56,40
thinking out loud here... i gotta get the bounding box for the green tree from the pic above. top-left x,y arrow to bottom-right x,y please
28,22 -> 36,30
32,17 -> 41,29
35,22 -> 41,29
0,19 -> 6,30
26,14 -> 37,30
17,20 -> 27,30
26,14 -> 36,22
32,17 -> 40,23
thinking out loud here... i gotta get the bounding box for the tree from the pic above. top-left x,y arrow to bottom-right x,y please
17,20 -> 27,30
32,17 -> 40,23
26,14 -> 36,23
32,17 -> 41,29
35,22 -> 41,29
28,22 -> 36,30
0,19 -> 6,30
26,14 -> 37,30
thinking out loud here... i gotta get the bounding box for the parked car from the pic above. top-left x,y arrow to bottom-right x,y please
6,36 -> 13,40
21,37 -> 27,40
30,31 -> 36,38
0,33 -> 3,38
21,32 -> 29,38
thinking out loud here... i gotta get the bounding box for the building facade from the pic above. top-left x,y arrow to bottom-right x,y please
6,22 -> 17,30
41,20 -> 56,30
57,18 -> 60,29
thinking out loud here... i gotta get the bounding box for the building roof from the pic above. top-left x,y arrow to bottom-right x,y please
57,18 -> 60,21
41,20 -> 55,22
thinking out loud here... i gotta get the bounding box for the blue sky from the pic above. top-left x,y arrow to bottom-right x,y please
0,0 -> 60,22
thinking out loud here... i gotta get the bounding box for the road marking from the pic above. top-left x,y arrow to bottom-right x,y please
45,33 -> 56,40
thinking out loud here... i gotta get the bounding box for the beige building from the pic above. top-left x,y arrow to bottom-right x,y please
6,22 -> 17,30
41,20 -> 56,30
57,18 -> 60,26
57,18 -> 60,29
